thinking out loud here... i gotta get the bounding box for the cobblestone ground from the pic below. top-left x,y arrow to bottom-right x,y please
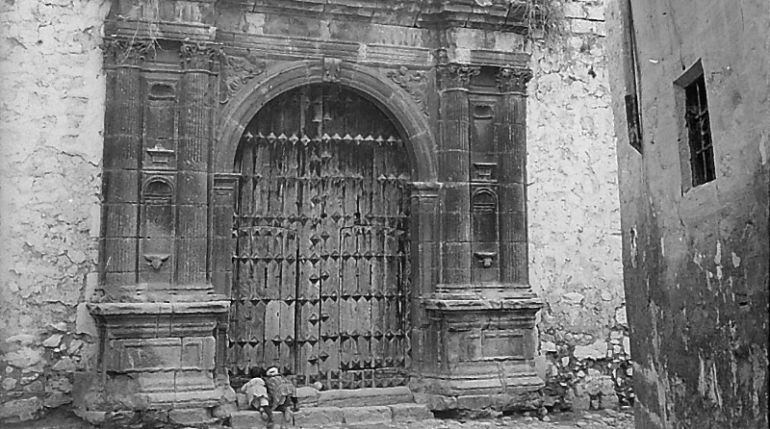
8,408 -> 634,429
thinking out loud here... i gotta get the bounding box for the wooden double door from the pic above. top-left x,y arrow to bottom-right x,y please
229,84 -> 412,389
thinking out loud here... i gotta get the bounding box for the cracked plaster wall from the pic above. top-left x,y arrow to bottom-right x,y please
0,0 -> 110,423
606,0 -> 769,427
528,0 -> 628,411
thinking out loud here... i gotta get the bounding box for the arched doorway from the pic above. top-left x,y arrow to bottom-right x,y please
228,84 -> 412,390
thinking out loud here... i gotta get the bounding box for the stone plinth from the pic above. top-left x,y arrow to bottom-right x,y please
413,288 -> 544,410
76,299 -> 231,414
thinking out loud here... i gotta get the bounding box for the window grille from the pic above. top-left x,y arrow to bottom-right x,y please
684,74 -> 715,186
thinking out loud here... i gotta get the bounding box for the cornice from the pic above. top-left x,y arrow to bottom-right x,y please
217,34 -> 434,69
218,0 -> 531,32
105,0 -> 534,44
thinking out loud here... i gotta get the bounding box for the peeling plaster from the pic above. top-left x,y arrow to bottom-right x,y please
0,0 -> 110,423
607,0 -> 769,426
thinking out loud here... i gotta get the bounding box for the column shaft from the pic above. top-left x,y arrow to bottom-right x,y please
102,61 -> 142,298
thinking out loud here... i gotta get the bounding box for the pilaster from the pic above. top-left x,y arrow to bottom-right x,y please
82,6 -> 232,418
496,67 -> 533,286
408,182 -> 441,375
436,51 -> 480,289
414,53 -> 543,410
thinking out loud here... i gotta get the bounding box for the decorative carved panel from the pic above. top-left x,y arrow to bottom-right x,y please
140,176 -> 175,286
220,53 -> 266,105
386,66 -> 428,116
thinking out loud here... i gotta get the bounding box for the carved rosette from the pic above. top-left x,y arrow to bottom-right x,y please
495,67 -> 533,93
219,53 -> 266,104
102,39 -> 156,65
180,42 -> 222,70
387,66 -> 429,116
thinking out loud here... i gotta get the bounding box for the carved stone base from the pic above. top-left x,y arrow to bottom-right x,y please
415,289 -> 544,411
74,299 -> 232,417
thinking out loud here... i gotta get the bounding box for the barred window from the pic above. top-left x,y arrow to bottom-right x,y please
684,74 -> 715,186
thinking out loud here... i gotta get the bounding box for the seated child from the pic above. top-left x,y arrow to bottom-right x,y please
240,370 -> 271,422
264,366 -> 299,414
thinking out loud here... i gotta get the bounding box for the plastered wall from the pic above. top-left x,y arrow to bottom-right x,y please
528,0 -> 629,410
0,0 -> 110,422
606,0 -> 768,427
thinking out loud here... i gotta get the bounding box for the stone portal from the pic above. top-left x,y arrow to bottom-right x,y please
84,0 -> 545,418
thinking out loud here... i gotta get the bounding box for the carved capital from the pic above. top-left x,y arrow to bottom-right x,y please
436,64 -> 481,90
180,42 -> 222,70
434,48 -> 480,90
219,53 -> 266,104
102,39 -> 155,65
495,67 -> 533,93
386,66 -> 428,116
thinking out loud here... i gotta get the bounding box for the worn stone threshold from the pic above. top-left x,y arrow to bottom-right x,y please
232,386 -> 431,428
231,403 -> 433,429
305,386 -> 415,408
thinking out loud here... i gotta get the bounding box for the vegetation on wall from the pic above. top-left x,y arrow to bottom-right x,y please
521,0 -> 564,38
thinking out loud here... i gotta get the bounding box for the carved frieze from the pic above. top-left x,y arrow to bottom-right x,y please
387,66 -> 428,116
495,67 -> 533,93
219,53 -> 266,104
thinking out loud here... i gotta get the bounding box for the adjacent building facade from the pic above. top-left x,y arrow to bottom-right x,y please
607,1 -> 769,427
0,0 -> 626,424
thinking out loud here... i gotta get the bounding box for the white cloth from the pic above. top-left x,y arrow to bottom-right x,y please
240,377 -> 269,408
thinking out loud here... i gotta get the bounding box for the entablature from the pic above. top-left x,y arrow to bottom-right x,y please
218,0 -> 532,32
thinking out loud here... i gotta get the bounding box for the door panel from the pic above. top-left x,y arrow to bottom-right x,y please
229,84 -> 411,389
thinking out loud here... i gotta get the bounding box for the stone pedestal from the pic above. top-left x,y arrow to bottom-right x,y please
74,300 -> 231,419
413,290 -> 543,410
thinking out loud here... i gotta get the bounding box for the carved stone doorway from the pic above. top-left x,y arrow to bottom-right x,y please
228,84 -> 412,390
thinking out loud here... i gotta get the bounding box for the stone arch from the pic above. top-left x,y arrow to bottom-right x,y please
214,60 -> 437,182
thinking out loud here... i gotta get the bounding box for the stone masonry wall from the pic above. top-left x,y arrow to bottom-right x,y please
0,0 -> 110,423
528,0 -> 629,411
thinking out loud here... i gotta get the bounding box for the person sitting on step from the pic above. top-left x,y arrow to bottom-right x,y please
264,366 -> 300,418
240,369 -> 271,423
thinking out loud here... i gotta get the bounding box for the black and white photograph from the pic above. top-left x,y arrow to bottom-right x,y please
0,1 -> 767,428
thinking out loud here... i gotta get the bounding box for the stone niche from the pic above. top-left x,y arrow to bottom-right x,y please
81,0 -> 544,420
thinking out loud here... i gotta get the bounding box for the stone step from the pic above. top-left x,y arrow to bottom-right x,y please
239,386 -> 416,410
230,403 -> 433,429
316,386 -> 415,407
